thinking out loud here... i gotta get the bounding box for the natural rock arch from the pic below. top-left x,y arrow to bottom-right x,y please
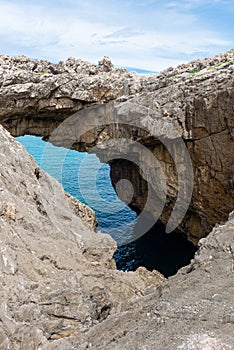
0,52 -> 234,244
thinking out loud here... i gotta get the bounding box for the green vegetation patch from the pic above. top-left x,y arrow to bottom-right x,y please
189,68 -> 199,74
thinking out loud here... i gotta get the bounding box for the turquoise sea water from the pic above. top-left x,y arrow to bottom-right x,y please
16,135 -> 137,244
123,67 -> 158,74
16,135 -> 197,276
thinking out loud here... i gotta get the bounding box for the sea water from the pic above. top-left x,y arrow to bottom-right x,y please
16,135 -> 140,269
17,135 -> 197,276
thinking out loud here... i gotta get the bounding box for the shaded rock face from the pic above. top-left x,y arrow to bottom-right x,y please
0,125 -> 164,349
78,211 -> 234,350
0,51 -> 234,244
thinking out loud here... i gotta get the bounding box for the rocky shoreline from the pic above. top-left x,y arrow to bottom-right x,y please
0,51 -> 233,349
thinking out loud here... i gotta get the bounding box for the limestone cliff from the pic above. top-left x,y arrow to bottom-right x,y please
0,51 -> 233,243
0,116 -> 233,350
0,124 -> 164,349
0,50 -> 233,349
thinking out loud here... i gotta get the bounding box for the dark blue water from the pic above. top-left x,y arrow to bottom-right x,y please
16,135 -> 197,276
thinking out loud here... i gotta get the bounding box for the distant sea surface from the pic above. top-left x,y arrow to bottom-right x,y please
123,67 -> 158,74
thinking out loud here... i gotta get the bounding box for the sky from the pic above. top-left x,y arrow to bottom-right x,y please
0,0 -> 233,71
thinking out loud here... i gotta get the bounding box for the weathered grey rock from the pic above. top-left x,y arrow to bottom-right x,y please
78,211 -> 234,350
0,122 -> 233,349
0,125 -> 164,349
0,54 -> 136,129
65,193 -> 98,229
0,47 -> 233,349
0,51 -> 233,243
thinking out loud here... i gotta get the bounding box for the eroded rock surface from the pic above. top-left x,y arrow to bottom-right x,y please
0,54 -> 137,136
0,47 -> 233,349
78,211 -> 234,350
0,51 -> 233,243
0,120 -> 233,350
65,193 -> 98,230
0,125 -> 164,349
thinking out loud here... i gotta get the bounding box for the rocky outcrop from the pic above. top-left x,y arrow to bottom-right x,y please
0,51 -> 234,243
78,211 -> 234,350
0,117 -> 233,350
0,54 -> 136,136
0,48 -> 233,348
0,125 -> 164,349
65,193 -> 98,229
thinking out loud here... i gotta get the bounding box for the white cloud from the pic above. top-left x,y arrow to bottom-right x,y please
0,0 -> 232,71
104,28 -> 143,39
166,0 -> 231,9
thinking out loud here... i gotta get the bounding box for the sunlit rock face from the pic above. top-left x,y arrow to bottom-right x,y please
0,124 -> 164,349
0,51 -> 234,244
0,122 -> 233,349
78,211 -> 234,350
0,51 -> 234,349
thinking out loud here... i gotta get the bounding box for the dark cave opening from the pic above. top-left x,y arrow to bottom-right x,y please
110,158 -> 197,278
114,220 -> 197,278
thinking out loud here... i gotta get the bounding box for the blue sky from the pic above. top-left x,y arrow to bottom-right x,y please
0,0 -> 233,71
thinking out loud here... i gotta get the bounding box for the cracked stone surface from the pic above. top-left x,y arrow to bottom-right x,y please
0,125 -> 164,349
0,123 -> 233,349
77,211 -> 234,350
0,51 -> 233,243
0,51 -> 233,349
